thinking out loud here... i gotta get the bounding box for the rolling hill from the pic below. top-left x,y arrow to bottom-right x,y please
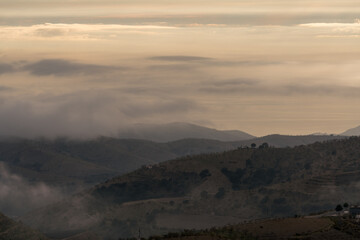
22,136 -> 360,240
0,134 -> 345,189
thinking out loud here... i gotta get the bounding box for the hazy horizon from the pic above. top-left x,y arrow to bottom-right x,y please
1,0 -> 360,138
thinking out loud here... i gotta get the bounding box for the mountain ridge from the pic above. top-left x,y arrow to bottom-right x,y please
118,122 -> 255,142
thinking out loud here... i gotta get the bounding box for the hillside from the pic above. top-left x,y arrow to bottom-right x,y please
0,135 -> 345,217
0,138 -> 236,189
22,136 -> 360,239
342,125 -> 360,136
0,135 -> 344,189
0,212 -> 49,240
233,134 -> 345,148
133,217 -> 360,240
117,122 -> 255,142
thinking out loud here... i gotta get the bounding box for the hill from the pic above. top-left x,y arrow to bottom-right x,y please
117,122 -> 255,142
0,134 -> 346,217
0,212 -> 49,240
22,136 -> 360,239
234,134 -> 345,148
0,135 -> 344,189
342,125 -> 360,136
133,216 -> 360,240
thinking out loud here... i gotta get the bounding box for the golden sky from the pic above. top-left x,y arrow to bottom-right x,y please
0,0 -> 360,137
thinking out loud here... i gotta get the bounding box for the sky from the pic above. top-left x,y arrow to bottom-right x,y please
1,0 -> 360,138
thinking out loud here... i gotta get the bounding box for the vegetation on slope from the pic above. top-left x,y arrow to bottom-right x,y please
0,212 -> 49,240
128,216 -> 360,240
23,137 -> 360,240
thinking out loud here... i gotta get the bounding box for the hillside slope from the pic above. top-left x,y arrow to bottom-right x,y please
23,137 -> 360,239
0,135 -> 345,189
342,125 -> 360,136
0,212 -> 49,240
133,217 -> 360,240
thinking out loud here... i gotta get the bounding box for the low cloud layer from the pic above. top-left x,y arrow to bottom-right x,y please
0,89 -> 201,139
0,163 -> 63,216
0,63 -> 14,75
149,56 -> 213,62
198,83 -> 360,98
22,59 -> 121,76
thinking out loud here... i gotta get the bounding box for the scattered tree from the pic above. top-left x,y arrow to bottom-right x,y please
259,142 -> 269,149
215,187 -> 226,199
199,169 -> 211,179
335,204 -> 343,212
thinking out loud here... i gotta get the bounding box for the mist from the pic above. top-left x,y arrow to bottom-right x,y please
0,163 -> 64,216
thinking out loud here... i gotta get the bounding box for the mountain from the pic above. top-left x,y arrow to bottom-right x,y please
23,136 -> 360,239
118,122 -> 255,142
0,212 -> 49,240
341,125 -> 360,136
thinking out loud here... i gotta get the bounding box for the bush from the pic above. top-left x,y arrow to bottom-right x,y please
215,187 -> 225,199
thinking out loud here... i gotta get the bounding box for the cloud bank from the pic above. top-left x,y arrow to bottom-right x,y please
23,59 -> 120,76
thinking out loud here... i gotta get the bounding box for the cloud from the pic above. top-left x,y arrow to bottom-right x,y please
22,59 -> 120,76
0,86 -> 13,92
210,78 -> 259,86
0,89 -> 202,139
0,23 -> 175,41
121,99 -> 200,117
148,64 -> 198,72
0,162 -> 63,216
199,83 -> 360,98
149,56 -> 213,62
0,63 -> 14,75
299,21 -> 360,38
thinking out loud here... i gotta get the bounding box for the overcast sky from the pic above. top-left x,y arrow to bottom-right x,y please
0,0 -> 360,138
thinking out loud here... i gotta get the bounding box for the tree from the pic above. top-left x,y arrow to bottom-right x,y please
215,187 -> 225,199
199,169 -> 211,179
251,143 -> 256,148
259,142 -> 269,149
344,202 -> 349,208
335,204 -> 343,212
200,190 -> 209,199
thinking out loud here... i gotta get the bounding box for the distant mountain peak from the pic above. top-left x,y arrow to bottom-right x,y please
341,125 -> 360,136
118,122 -> 255,142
